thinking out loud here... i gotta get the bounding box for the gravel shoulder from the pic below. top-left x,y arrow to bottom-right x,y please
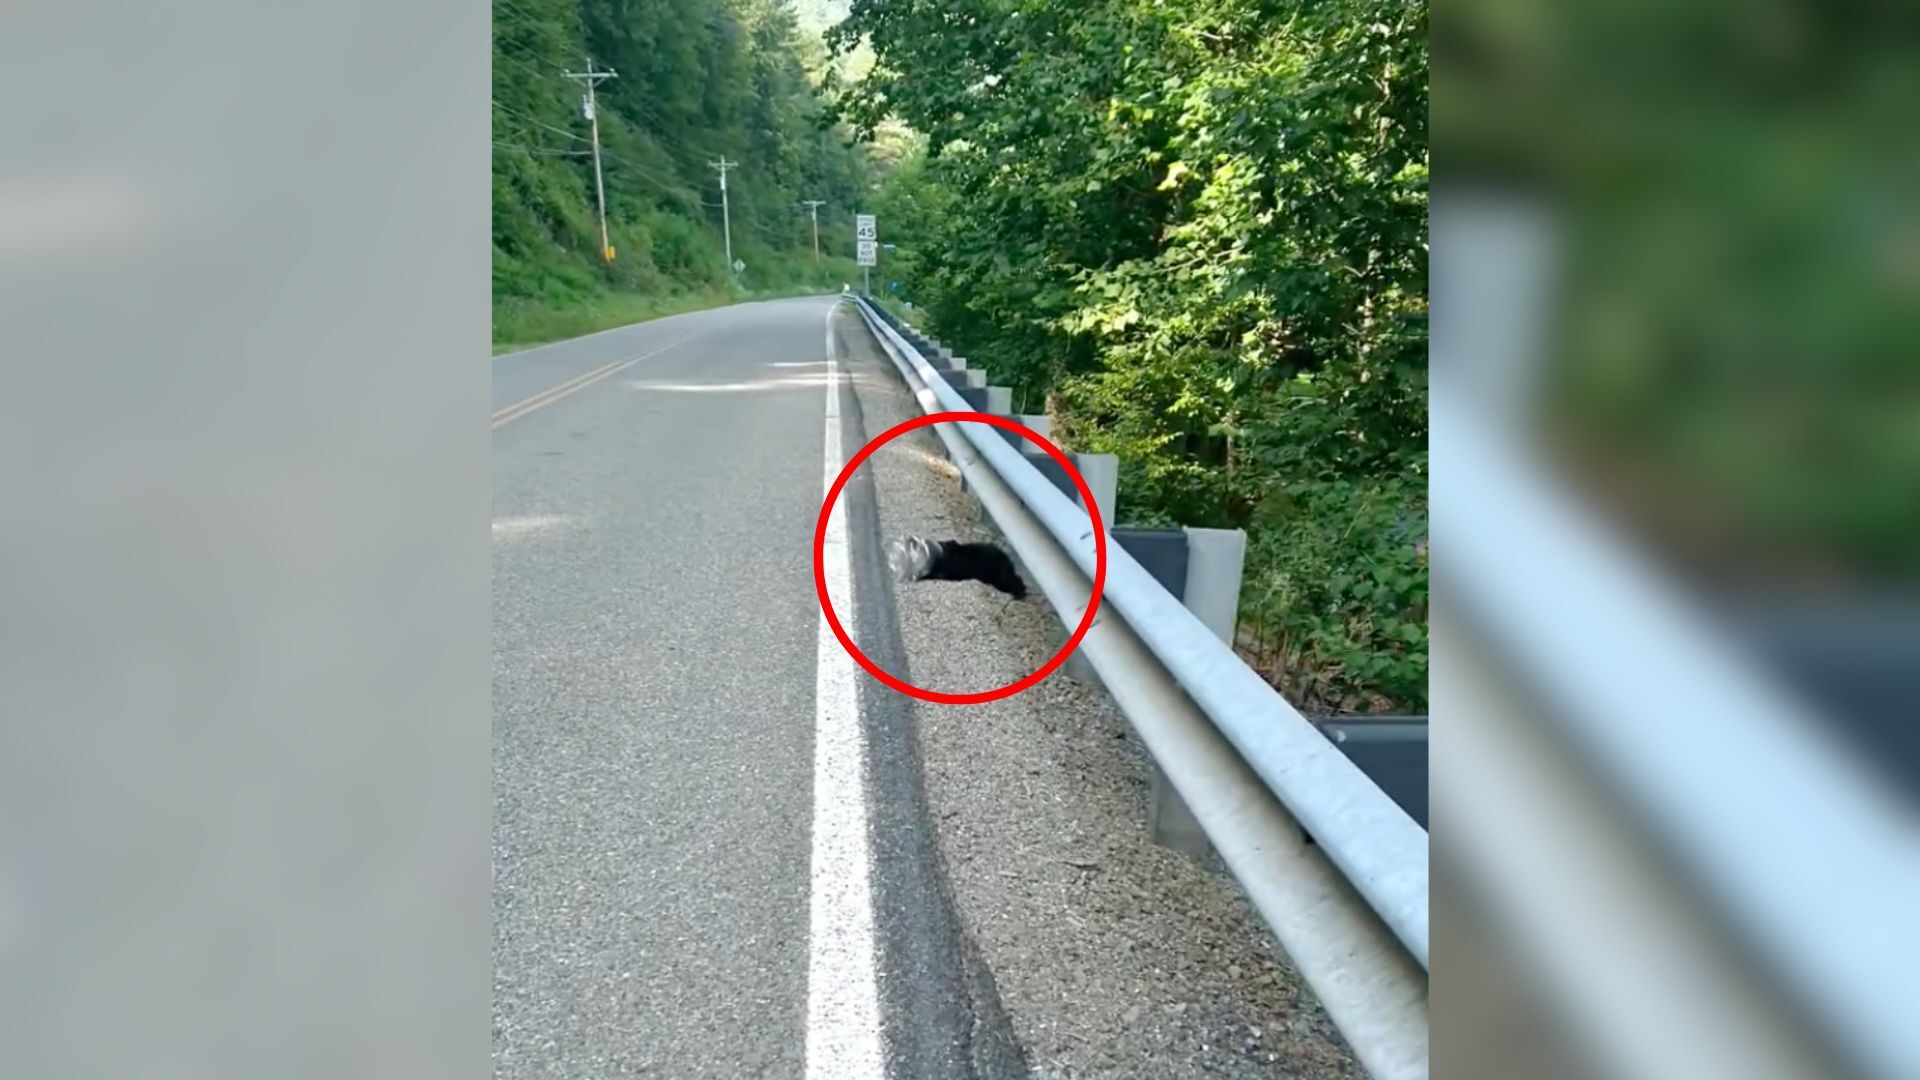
835,310 -> 1361,1080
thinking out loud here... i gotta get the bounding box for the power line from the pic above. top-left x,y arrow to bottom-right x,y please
567,87 -> 729,170
491,0 -> 547,27
491,44 -> 551,74
498,30 -> 711,146
494,142 -> 592,157
601,152 -> 696,194
598,150 -> 706,212
491,99 -> 590,143
492,41 -> 574,84
493,127 -> 760,224
621,98 -> 722,161
495,43 -> 736,169
496,42 -> 733,163
491,0 -> 581,42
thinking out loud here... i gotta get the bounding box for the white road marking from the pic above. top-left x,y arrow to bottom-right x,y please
806,301 -> 887,1080
490,514 -> 569,540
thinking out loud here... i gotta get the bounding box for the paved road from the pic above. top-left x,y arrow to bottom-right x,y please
491,297 -> 1019,1079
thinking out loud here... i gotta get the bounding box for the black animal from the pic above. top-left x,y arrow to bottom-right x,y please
890,536 -> 1028,599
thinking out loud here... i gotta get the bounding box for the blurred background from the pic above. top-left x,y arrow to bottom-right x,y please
0,3 -> 489,1078
1433,0 -> 1919,1077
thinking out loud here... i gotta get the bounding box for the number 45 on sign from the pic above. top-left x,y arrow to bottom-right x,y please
855,214 -> 878,267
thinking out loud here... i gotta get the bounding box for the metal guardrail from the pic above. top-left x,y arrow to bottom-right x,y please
1434,385 -> 1920,1080
1419,196 -> 1920,1080
848,297 -> 1431,1079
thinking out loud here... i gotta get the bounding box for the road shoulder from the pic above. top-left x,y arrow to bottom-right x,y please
830,308 -> 1030,1080
834,309 -> 1362,1080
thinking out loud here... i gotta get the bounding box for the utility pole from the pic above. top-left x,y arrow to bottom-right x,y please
709,158 -> 739,272
801,200 -> 826,262
564,59 -> 617,263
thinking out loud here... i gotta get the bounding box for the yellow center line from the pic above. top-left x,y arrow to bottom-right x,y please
491,331 -> 711,430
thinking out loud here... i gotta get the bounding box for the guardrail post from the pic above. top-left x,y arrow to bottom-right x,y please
1313,717 -> 1428,829
1072,453 -> 1117,529
1145,528 -> 1249,857
1181,528 -> 1247,645
1029,451 -> 1117,689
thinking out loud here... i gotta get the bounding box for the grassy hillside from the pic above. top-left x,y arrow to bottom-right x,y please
492,0 -> 865,345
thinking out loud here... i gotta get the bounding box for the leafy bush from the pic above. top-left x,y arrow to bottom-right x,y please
1241,478 -> 1427,711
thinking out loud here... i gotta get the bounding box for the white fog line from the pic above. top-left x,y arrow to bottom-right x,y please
806,302 -> 886,1080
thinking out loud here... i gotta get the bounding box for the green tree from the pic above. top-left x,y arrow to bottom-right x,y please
492,0 -> 867,343
835,0 -> 1429,709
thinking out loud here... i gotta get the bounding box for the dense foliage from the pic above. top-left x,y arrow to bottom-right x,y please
1442,1 -> 1920,588
833,0 -> 1429,710
492,0 -> 864,343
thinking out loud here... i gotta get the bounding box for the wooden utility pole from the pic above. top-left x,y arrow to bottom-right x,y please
709,158 -> 739,272
802,199 -> 826,261
563,59 -> 617,262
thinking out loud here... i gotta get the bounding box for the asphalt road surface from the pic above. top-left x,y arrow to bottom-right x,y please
490,297 -> 1350,1079
491,297 -> 1020,1080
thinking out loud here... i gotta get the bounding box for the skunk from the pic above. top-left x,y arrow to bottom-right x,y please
887,535 -> 1028,599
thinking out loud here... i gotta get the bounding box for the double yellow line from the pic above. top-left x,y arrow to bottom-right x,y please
492,332 -> 710,430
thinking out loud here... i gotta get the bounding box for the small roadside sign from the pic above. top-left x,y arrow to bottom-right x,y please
856,239 -> 878,267
855,214 -> 877,242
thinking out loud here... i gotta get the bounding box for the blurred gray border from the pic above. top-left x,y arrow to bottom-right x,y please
0,3 -> 490,1076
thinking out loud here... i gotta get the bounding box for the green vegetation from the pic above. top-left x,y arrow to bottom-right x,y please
492,0 -> 864,345
494,282 -> 835,351
832,0 -> 1428,710
491,0 -> 1429,709
1445,2 -> 1920,588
